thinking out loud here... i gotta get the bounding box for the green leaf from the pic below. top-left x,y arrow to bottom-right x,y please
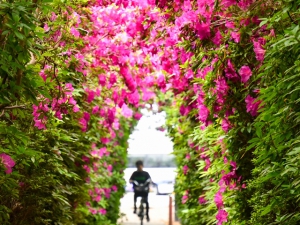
14,31 -> 24,40
42,52 -> 54,57
12,12 -> 20,22
261,205 -> 272,216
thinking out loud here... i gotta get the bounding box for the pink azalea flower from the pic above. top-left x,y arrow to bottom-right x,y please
157,74 -> 166,89
182,194 -> 188,204
216,209 -> 228,225
79,117 -> 88,132
179,105 -> 186,116
39,70 -> 47,81
121,104 -> 133,118
269,29 -> 276,37
73,105 -> 80,112
101,137 -> 110,144
52,29 -> 61,42
82,155 -> 89,163
222,0 -> 236,8
212,30 -> 222,46
157,127 -> 165,132
198,104 -> 210,123
68,97 -> 76,105
99,147 -> 107,157
214,191 -> 224,209
239,66 -> 252,83
92,106 -> 99,114
225,21 -> 235,29
224,157 -> 228,164
70,27 -> 80,38
98,74 -> 106,86
120,66 -> 137,92
104,188 -> 111,199
245,95 -> 261,116
0,153 -> 15,174
50,12 -> 57,21
83,165 -> 90,173
198,196 -> 207,204
215,78 -> 229,94
197,66 -> 212,79
109,73 -> 117,85
231,31 -> 240,43
238,0 -> 253,10
188,140 -> 195,148
185,69 -> 194,79
144,75 -> 155,87
90,150 -> 98,157
204,158 -> 211,171
225,60 -> 238,80
107,108 -> 116,125
183,165 -> 189,175
44,23 -> 50,32
142,89 -> 155,101
86,89 -> 96,103
134,112 -> 143,120
107,164 -> 113,172
89,208 -> 97,215
221,171 -> 237,186
98,208 -> 107,215
230,161 -> 237,169
55,110 -> 62,119
253,40 -> 266,61
83,112 -> 90,121
221,119 -> 231,132
127,90 -> 140,106
112,185 -> 118,192
185,154 -> 191,160
94,195 -> 101,202
34,119 -> 47,130
195,22 -> 210,40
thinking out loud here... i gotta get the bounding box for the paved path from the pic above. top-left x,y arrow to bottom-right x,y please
119,192 -> 177,225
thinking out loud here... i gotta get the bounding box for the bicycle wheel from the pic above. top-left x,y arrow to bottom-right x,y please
140,199 -> 144,225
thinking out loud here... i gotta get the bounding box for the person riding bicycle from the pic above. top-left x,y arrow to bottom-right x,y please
129,160 -> 151,222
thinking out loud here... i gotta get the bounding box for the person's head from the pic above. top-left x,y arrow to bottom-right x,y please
136,160 -> 144,171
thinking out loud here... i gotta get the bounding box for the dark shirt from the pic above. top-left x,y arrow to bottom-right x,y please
130,170 -> 151,189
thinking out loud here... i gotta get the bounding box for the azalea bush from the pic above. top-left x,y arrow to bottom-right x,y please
161,0 -> 300,225
0,0 -> 137,224
1,0 -> 300,224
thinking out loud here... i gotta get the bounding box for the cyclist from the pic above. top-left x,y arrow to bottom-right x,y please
129,160 -> 151,222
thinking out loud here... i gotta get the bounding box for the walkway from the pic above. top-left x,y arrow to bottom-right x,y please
119,192 -> 180,225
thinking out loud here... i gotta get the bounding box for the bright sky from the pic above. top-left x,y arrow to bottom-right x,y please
127,104 -> 173,155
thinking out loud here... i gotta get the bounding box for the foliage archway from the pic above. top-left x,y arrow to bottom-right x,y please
1,0 -> 300,225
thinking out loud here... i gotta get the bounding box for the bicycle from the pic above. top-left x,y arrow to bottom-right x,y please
132,179 -> 151,225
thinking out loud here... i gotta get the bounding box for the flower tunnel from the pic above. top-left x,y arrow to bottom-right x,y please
1,0 -> 300,225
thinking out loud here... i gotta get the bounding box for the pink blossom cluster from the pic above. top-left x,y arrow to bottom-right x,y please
86,201 -> 107,215
33,83 -> 79,129
245,95 -> 262,116
0,153 -> 15,174
182,190 -> 189,204
81,141 -> 118,215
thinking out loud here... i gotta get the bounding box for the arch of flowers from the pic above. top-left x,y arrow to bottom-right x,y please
0,0 -> 300,224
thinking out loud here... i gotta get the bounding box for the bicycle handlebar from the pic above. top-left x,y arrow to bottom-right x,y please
132,178 -> 151,186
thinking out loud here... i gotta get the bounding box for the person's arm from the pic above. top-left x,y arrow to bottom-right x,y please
146,172 -> 152,183
129,172 -> 136,183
